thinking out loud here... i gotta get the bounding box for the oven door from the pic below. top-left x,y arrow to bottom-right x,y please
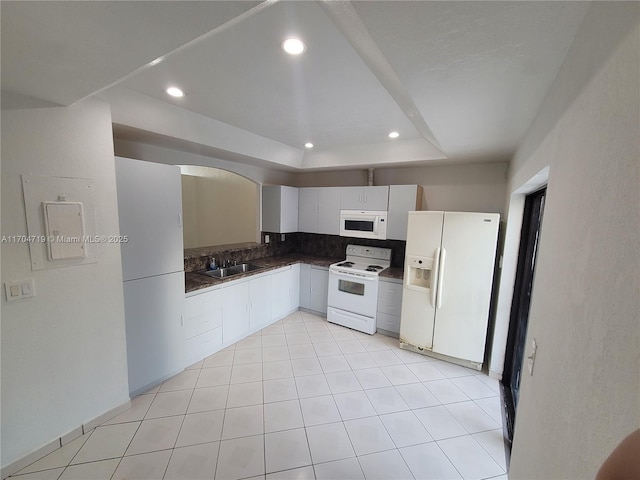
327,270 -> 379,318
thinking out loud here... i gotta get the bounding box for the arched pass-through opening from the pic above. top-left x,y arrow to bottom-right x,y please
179,165 -> 260,248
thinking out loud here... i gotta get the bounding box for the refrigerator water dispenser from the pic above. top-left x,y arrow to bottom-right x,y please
406,255 -> 433,289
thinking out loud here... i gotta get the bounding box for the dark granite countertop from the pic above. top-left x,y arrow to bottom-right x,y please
185,253 -> 341,294
380,267 -> 404,280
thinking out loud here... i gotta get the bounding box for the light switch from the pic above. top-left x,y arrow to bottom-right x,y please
5,279 -> 35,301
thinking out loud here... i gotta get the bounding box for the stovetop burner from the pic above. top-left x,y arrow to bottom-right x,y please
330,244 -> 392,278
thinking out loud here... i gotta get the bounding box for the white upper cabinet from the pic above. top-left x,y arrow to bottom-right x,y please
317,188 -> 341,235
299,187 -> 341,234
262,185 -> 298,233
340,186 -> 389,211
387,185 -> 423,240
298,187 -> 318,233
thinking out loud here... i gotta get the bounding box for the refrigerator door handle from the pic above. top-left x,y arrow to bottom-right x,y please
436,248 -> 446,308
430,248 -> 441,307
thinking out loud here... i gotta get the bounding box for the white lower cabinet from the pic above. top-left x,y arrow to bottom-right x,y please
377,277 -> 403,336
249,274 -> 272,330
271,264 -> 300,320
222,281 -> 250,345
184,263 -> 305,366
300,264 -> 329,314
184,288 -> 223,367
310,267 -> 329,314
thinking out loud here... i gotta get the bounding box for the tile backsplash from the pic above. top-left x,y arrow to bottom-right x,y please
289,233 -> 406,268
184,233 -> 405,272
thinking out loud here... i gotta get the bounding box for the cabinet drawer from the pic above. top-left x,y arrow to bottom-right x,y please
185,291 -> 223,338
376,312 -> 400,334
184,309 -> 222,339
184,326 -> 222,366
377,298 -> 402,317
185,291 -> 220,318
378,280 -> 403,300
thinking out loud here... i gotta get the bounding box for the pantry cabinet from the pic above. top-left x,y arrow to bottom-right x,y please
340,186 -> 389,211
262,185 -> 298,233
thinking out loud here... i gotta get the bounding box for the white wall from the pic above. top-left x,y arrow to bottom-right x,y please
1,99 -> 130,469
501,4 -> 639,478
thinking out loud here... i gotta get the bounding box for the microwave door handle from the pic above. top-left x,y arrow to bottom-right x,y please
430,248 -> 441,307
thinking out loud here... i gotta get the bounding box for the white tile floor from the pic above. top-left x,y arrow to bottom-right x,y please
11,311 -> 508,480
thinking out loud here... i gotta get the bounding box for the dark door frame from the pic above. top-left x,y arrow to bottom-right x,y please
501,186 -> 547,453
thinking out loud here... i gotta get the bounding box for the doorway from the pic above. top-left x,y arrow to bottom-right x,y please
501,187 -> 546,448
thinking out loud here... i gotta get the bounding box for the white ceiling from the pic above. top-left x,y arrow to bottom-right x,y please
1,1 -> 590,171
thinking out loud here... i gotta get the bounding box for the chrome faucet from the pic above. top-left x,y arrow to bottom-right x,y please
222,258 -> 234,268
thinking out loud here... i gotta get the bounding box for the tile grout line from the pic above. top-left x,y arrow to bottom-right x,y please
160,367 -> 203,480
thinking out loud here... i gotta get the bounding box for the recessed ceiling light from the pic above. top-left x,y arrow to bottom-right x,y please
304,142 -> 314,149
388,131 -> 400,139
166,86 -> 184,98
149,57 -> 163,66
282,38 -> 306,55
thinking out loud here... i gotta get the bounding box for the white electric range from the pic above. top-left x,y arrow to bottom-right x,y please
327,244 -> 392,334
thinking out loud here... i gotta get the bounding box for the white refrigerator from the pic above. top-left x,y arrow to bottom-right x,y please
115,157 -> 185,396
399,211 -> 499,370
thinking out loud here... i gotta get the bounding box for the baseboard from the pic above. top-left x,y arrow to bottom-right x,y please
1,399 -> 131,480
298,307 -> 326,317
376,328 -> 399,339
399,341 -> 483,371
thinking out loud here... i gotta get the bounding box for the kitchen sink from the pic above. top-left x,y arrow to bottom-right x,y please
228,263 -> 264,274
201,263 -> 264,279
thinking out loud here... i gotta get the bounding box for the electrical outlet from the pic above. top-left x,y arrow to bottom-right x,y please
265,234 -> 270,244
527,338 -> 537,375
281,234 -> 285,241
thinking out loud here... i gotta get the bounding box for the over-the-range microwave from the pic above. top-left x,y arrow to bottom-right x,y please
339,210 -> 388,240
